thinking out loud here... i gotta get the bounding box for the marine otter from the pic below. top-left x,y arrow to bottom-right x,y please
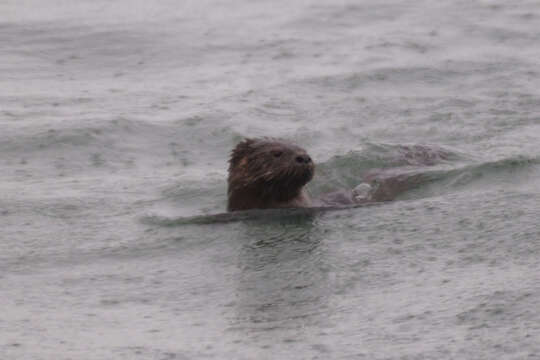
227,138 -> 314,211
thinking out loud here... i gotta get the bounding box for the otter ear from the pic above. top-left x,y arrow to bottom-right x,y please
229,138 -> 256,167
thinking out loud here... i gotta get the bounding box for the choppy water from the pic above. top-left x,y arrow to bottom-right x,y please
2,0 -> 540,359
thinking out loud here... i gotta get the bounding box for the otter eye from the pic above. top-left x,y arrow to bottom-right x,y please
272,151 -> 283,158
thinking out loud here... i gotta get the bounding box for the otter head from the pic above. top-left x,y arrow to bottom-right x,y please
227,138 -> 314,211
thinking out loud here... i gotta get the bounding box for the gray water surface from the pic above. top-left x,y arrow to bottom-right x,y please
2,0 -> 540,359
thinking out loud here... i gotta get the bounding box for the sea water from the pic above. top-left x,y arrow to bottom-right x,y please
1,0 -> 540,359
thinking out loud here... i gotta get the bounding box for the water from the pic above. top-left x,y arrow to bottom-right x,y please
1,0 -> 540,359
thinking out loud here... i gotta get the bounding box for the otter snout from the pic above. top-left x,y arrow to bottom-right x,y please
295,154 -> 312,164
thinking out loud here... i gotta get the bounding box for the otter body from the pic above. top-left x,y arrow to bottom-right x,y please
226,138 -> 449,211
227,138 -> 314,211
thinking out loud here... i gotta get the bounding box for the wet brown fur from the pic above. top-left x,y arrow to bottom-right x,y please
227,138 -> 314,211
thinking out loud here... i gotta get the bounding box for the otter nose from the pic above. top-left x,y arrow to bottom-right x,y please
295,154 -> 312,164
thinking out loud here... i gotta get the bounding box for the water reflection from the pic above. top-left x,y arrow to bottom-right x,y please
231,213 -> 331,338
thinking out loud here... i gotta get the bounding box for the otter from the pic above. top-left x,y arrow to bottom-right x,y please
227,138 -> 314,211
227,138 -> 447,211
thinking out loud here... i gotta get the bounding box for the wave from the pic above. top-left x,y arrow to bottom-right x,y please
309,142 -> 465,192
312,143 -> 539,201
139,203 -> 379,226
0,116 -> 234,176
